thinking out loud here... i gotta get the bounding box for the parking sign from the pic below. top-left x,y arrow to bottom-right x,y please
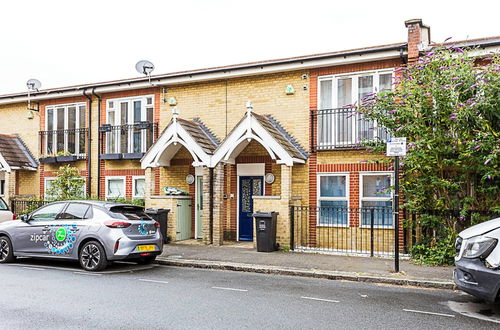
386,137 -> 407,157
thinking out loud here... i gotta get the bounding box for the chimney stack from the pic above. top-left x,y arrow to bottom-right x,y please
405,19 -> 431,62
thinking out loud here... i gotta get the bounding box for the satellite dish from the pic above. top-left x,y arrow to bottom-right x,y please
26,78 -> 42,114
26,79 -> 42,91
135,60 -> 155,76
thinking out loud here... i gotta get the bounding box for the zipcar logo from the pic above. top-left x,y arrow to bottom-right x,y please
55,228 -> 67,242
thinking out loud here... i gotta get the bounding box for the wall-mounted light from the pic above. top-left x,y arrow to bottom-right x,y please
285,85 -> 295,95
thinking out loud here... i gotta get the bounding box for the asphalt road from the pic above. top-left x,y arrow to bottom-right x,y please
0,258 -> 499,329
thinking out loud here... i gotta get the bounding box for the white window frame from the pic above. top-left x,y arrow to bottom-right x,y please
132,176 -> 146,199
105,176 -> 126,200
106,95 -> 154,154
45,103 -> 86,155
359,172 -> 393,228
317,69 -> 393,146
44,177 -> 56,199
316,173 -> 350,227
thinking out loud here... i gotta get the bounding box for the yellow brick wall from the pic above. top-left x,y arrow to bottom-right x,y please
160,165 -> 190,192
17,170 -> 39,196
105,159 -> 142,170
0,103 -> 41,197
159,70 -> 310,149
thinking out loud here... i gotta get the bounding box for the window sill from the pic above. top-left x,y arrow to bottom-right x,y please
122,152 -> 145,160
101,153 -> 122,160
40,155 -> 86,163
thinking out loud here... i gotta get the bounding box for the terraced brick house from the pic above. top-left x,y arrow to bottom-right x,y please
0,19 -> 498,254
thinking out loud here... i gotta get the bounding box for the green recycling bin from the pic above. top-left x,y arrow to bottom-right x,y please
253,211 -> 279,252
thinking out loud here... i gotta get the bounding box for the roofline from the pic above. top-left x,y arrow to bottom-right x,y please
0,42 -> 407,105
430,36 -> 500,48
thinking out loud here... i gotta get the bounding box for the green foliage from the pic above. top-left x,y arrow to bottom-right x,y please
410,228 -> 458,266
359,46 -> 500,264
45,165 -> 86,201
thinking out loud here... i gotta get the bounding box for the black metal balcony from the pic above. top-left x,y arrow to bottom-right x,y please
39,128 -> 88,162
100,122 -> 158,159
311,108 -> 391,152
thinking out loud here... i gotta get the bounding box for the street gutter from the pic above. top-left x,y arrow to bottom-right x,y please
156,257 -> 456,290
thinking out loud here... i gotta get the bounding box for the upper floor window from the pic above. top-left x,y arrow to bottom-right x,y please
317,70 -> 392,148
106,95 -> 154,154
45,103 -> 86,155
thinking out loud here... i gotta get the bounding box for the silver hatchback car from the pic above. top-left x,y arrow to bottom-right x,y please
0,201 -> 163,271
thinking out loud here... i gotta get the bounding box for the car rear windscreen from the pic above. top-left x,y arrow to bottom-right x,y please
108,206 -> 152,221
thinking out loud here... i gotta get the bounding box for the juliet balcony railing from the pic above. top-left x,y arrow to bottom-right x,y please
99,122 -> 158,160
311,108 -> 391,152
39,128 -> 88,163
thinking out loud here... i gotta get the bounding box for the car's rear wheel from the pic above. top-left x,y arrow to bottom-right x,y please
0,236 -> 16,263
137,255 -> 157,265
79,241 -> 108,272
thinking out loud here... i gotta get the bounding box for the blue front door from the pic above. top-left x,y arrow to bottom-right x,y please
239,176 -> 263,241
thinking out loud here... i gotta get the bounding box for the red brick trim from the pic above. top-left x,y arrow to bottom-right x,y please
317,163 -> 390,172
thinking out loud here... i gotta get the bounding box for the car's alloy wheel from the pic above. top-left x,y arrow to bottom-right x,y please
79,241 -> 107,271
0,237 -> 15,263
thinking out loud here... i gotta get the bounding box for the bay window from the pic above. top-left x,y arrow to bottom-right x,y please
106,95 -> 154,154
317,70 -> 392,148
317,174 -> 349,226
360,173 -> 393,227
45,103 -> 86,155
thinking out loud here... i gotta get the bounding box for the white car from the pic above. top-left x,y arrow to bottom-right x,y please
0,197 -> 15,223
454,217 -> 500,302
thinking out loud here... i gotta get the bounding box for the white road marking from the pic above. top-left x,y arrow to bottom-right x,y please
301,296 -> 339,303
22,267 -> 46,271
359,294 -> 368,298
212,286 -> 248,292
138,279 -> 169,284
73,272 -> 102,276
8,264 -> 73,272
403,309 -> 455,318
98,265 -> 156,274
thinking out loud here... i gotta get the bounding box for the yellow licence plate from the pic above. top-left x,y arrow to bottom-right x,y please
137,245 -> 155,252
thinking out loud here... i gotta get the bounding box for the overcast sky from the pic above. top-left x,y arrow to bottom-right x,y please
0,0 -> 498,95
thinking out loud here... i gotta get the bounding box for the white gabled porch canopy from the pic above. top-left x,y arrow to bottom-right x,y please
141,112 -> 219,168
210,103 -> 307,167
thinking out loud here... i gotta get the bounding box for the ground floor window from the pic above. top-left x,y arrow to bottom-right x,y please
45,177 -> 86,200
133,176 -> 145,199
106,177 -> 126,200
0,179 -> 5,196
317,174 -> 349,226
360,173 -> 393,227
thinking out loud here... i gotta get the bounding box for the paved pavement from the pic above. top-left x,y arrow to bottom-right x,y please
1,258 -> 498,329
159,241 -> 454,288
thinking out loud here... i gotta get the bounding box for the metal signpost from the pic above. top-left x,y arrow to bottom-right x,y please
386,137 -> 406,273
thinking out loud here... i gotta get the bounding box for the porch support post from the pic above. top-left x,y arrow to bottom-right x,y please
201,167 -> 211,244
212,164 -> 225,246
277,164 -> 293,248
3,171 -> 14,205
144,168 -> 153,201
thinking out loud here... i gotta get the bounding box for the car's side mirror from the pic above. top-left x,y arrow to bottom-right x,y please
20,214 -> 30,222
